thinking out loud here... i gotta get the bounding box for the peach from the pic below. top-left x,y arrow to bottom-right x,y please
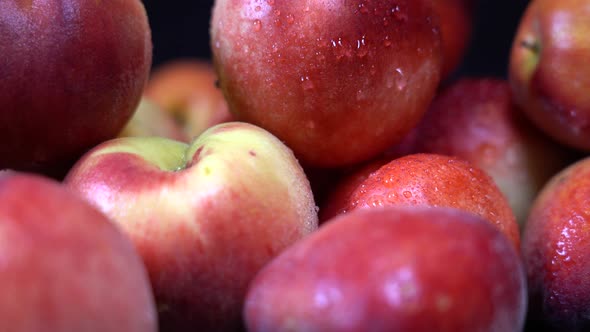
522,156 -> 590,330
0,173 -> 157,331
245,207 -> 527,332
0,0 -> 152,175
210,0 -> 442,167
345,153 -> 520,249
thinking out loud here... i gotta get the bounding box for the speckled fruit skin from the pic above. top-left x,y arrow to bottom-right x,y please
390,78 -> 573,226
0,0 -> 152,175
0,173 -> 157,332
245,207 -> 527,332
210,0 -> 442,168
434,0 -> 474,80
522,157 -> 590,331
509,0 -> 590,151
345,153 -> 520,249
64,122 -> 318,332
145,60 -> 233,140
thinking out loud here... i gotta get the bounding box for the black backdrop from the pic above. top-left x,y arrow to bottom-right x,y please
142,0 -> 530,78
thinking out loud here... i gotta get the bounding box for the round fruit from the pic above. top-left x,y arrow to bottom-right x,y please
0,0 -> 152,175
211,0 -> 442,167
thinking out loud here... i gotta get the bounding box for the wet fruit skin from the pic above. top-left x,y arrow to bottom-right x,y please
389,78 -> 573,227
0,0 -> 152,175
245,207 -> 527,332
509,0 -> 590,151
210,0 -> 442,168
345,153 -> 520,249
522,156 -> 590,331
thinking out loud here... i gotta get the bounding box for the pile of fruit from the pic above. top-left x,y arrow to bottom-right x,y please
1,0 -> 589,331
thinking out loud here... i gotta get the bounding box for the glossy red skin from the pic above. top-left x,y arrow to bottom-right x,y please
64,124 -> 318,332
211,0 -> 442,167
0,0 -> 152,174
346,153 -> 520,249
522,157 -> 590,331
509,0 -> 590,151
0,173 -> 157,331
434,0 -> 475,79
245,207 -> 527,332
145,60 -> 233,139
389,78 -> 573,225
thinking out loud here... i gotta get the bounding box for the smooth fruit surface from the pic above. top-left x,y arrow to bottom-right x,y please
0,0 -> 152,174
523,156 -> 590,331
434,0 -> 474,79
119,97 -> 188,141
145,59 -> 233,140
245,207 -> 527,332
0,173 -> 157,332
64,122 -> 318,331
509,0 -> 590,151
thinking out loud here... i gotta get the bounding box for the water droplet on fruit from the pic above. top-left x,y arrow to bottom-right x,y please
383,36 -> 392,48
255,5 -> 261,12
315,51 -> 326,63
331,37 -> 352,59
274,9 -> 281,16
267,0 -> 275,5
286,13 -> 295,24
392,5 -> 408,22
403,191 -> 412,198
556,241 -> 567,256
301,76 -> 315,90
356,89 -> 367,101
370,65 -> 377,75
394,68 -> 407,91
387,192 -> 397,202
358,3 -> 369,14
369,196 -> 384,207
356,35 -> 368,57
253,19 -> 262,32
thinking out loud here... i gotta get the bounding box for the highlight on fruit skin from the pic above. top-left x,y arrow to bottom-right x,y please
387,78 -> 574,227
522,156 -> 590,331
244,206 -> 527,332
63,121 -> 319,332
509,0 -> 590,152
0,172 -> 158,332
210,0 -> 443,168
343,153 -> 521,250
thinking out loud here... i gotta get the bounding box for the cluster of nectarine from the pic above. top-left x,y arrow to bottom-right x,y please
1,0 -> 589,331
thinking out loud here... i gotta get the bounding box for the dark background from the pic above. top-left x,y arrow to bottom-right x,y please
142,0 -> 530,78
